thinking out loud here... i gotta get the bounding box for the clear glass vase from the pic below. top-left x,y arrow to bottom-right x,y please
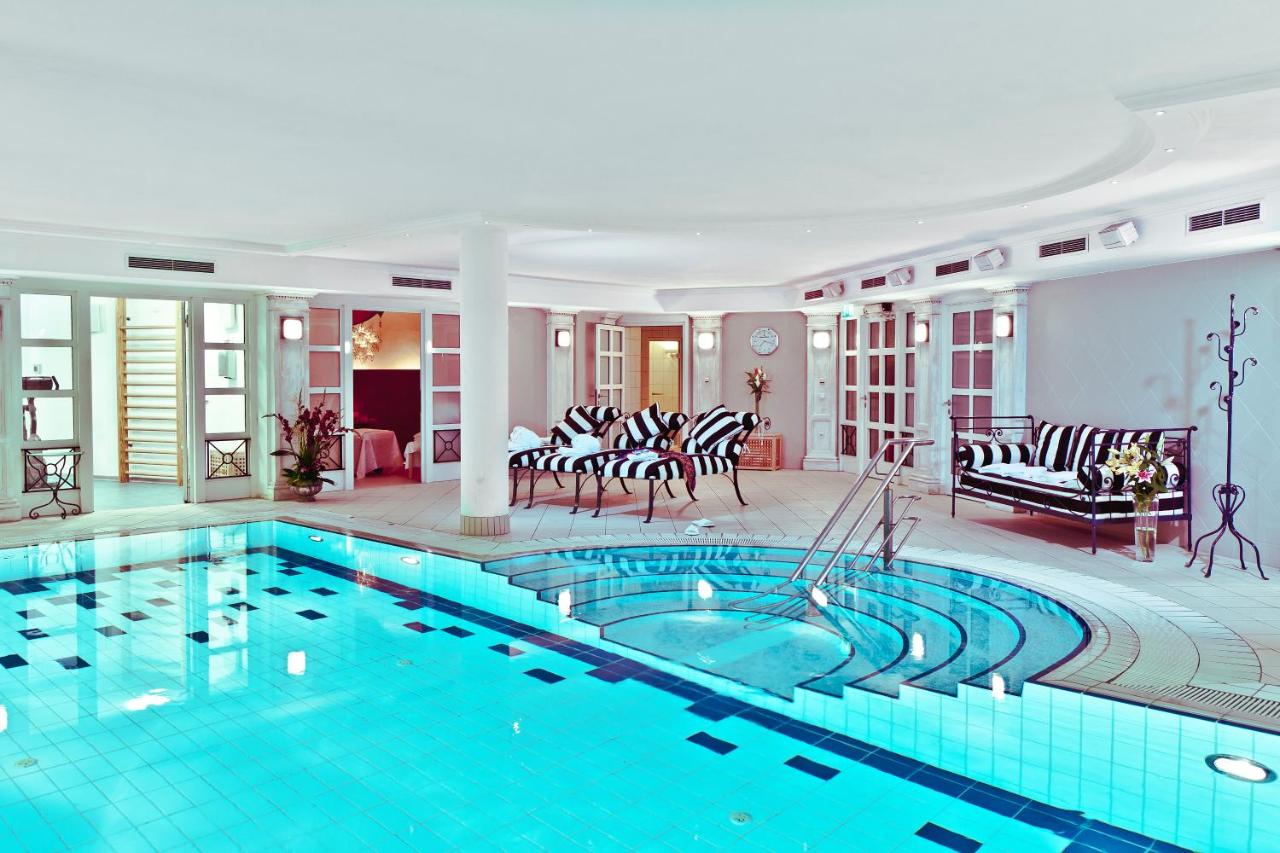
1133,496 -> 1158,562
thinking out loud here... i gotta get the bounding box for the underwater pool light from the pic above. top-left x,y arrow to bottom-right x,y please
1206,754 -> 1275,783
557,589 -> 572,617
308,535 -> 323,542
991,673 -> 1006,701
696,580 -> 713,600
287,651 -> 306,676
400,556 -> 420,566
910,633 -> 925,660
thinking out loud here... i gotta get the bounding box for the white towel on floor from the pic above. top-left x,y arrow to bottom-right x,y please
683,524 -> 703,536
508,426 -> 544,452
695,518 -> 715,528
558,434 -> 602,457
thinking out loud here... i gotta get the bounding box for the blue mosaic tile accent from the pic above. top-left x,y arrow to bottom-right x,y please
489,643 -> 524,657
525,668 -> 565,684
17,627 -> 47,640
186,631 -> 210,643
0,653 -> 27,668
56,656 -> 90,670
15,609 -> 43,619
311,588 -> 337,596
296,610 -> 326,621
916,822 -> 981,852
121,610 -> 149,621
95,626 -> 126,638
262,587 -> 289,596
146,597 -> 174,607
404,622 -> 434,633
442,626 -> 473,638
785,755 -> 840,781
686,731 -> 737,755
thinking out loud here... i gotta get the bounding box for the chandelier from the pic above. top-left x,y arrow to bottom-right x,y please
352,316 -> 382,364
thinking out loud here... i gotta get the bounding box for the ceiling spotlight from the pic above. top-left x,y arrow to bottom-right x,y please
587,228 -> 593,233
1110,180 -> 1120,185
695,231 -> 701,236
915,219 -> 925,225
1020,204 -> 1029,209
1154,110 -> 1166,116
805,228 -> 812,233
1164,147 -> 1176,153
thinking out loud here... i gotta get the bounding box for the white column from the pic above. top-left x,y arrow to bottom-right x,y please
546,311 -> 575,427
909,298 -> 945,494
991,285 -> 1029,421
459,225 -> 511,536
802,311 -> 840,471
262,294 -> 311,501
0,281 -> 20,522
690,313 -> 723,416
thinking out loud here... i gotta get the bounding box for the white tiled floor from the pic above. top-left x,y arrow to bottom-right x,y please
4,469 -> 1279,729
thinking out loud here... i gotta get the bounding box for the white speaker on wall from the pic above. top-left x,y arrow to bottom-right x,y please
886,266 -> 914,287
973,248 -> 1006,271
1099,220 -> 1139,248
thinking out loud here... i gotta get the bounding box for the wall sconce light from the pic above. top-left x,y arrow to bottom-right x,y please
555,329 -> 572,348
995,313 -> 1014,338
280,317 -> 304,341
914,320 -> 930,344
812,330 -> 832,350
696,331 -> 716,351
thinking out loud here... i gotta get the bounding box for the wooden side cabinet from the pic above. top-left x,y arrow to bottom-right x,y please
740,433 -> 782,470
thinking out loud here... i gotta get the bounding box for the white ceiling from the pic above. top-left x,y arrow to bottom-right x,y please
4,1 -> 1280,290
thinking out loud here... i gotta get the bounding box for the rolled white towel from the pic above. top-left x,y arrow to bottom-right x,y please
508,426 -> 544,452
683,524 -> 703,536
559,433 -> 602,457
627,449 -> 660,462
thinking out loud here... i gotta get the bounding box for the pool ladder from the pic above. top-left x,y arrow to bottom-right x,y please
734,437 -> 932,625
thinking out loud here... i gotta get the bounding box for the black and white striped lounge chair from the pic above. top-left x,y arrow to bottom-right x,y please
527,404 -> 688,514
679,406 -> 761,506
509,405 -> 621,507
590,405 -> 759,523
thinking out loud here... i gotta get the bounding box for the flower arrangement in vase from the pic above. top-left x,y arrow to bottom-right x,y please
1105,439 -> 1168,562
745,366 -> 770,417
265,394 -> 348,501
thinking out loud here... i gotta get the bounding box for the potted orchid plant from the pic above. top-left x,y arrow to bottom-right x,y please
1105,438 -> 1168,562
745,366 -> 770,417
265,394 -> 348,501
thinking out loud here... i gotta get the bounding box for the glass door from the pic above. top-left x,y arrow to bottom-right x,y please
307,306 -> 347,487
16,290 -> 90,514
839,313 -> 859,472
190,298 -> 253,501
949,307 -> 995,445
426,311 -> 461,482
595,323 -> 624,410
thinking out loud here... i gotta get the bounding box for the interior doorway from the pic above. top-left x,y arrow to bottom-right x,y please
639,327 -> 683,411
88,296 -> 187,511
350,309 -> 422,489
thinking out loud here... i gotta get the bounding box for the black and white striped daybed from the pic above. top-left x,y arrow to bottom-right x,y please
950,415 -> 1195,553
591,405 -> 761,523
508,405 -> 621,507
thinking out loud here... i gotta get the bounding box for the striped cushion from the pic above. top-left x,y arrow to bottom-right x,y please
615,411 -> 690,450
529,452 -> 596,473
1034,422 -> 1077,471
622,404 -> 665,445
1078,459 -> 1182,494
955,442 -> 1034,471
549,406 -> 602,445
595,455 -> 682,480
689,454 -> 734,475
1067,425 -> 1102,472
509,446 -> 554,468
1089,429 -> 1164,466
684,408 -> 759,456
581,406 -> 622,432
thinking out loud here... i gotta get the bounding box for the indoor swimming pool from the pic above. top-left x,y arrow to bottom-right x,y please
0,520 -> 1275,851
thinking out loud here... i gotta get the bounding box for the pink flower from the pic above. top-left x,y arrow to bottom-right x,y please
1136,468 -> 1154,483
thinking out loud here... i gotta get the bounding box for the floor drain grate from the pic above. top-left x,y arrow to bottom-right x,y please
14,757 -> 37,768
729,811 -> 752,826
397,659 -> 413,667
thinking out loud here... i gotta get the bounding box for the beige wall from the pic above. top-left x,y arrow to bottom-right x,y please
508,307 -> 549,433
1027,250 -> 1280,558
722,311 -> 810,469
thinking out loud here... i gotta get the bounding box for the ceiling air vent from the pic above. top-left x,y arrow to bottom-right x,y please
860,275 -> 887,290
391,276 -> 452,290
803,287 -> 825,301
1188,202 -> 1262,233
1038,236 -> 1088,258
128,256 -> 215,274
935,259 -> 970,277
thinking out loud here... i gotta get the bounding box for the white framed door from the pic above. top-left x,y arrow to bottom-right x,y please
595,323 -> 624,410
189,297 -> 254,502
948,305 -> 995,445
838,312 -> 860,473
840,307 -> 918,472
425,311 -> 460,482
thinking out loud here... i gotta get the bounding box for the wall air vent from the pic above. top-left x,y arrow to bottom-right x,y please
391,276 -> 452,290
860,275 -> 887,290
1038,236 -> 1089,258
1188,202 -> 1262,233
803,287 -> 826,301
128,256 -> 215,274
935,259 -> 970,277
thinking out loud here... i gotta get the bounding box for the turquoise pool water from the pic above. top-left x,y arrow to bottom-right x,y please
0,521 -> 1274,851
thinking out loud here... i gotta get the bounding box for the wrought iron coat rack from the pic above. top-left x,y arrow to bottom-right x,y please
1187,293 -> 1266,580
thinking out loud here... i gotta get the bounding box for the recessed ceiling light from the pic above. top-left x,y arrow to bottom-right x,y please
1020,204 -> 1029,209
1165,147 -> 1176,153
1206,754 -> 1275,783
1110,180 -> 1120,185
586,228 -> 593,233
695,232 -> 701,236
1154,110 -> 1166,116
915,219 -> 925,225
805,228 -> 812,233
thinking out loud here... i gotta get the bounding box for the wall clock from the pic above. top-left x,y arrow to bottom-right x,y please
749,326 -> 779,356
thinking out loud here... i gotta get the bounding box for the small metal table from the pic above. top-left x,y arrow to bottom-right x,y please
23,448 -> 83,520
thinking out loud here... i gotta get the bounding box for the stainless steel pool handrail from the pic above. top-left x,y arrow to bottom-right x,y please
731,437 -> 931,611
